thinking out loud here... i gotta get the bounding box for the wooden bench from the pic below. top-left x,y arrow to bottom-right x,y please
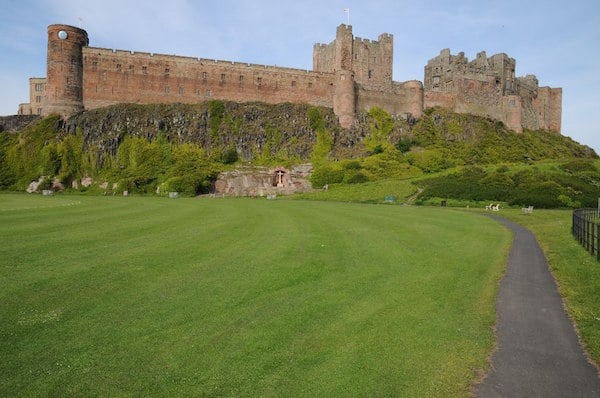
522,206 -> 534,214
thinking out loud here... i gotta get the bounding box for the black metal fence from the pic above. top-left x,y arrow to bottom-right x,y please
572,208 -> 600,260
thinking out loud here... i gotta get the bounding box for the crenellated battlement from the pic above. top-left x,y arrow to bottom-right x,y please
20,23 -> 561,133
424,48 -> 561,132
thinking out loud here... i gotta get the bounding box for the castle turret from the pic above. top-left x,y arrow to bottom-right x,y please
43,24 -> 88,118
332,24 -> 355,128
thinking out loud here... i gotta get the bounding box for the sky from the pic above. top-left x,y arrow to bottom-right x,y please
1,0 -> 599,151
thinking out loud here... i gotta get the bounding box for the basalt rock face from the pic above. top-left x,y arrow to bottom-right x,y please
0,115 -> 40,133
64,102 -> 377,160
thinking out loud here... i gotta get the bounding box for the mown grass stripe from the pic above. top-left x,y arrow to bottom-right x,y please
0,195 -> 510,397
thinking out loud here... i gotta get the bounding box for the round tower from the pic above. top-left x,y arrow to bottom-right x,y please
43,24 -> 89,118
333,70 -> 356,128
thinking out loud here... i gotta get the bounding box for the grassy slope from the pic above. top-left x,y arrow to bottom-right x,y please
292,178 -> 418,204
0,194 -> 510,397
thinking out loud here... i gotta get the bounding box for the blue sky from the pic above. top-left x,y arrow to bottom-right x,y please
1,0 -> 599,152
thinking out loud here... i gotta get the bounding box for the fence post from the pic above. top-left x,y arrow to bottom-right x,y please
597,223 -> 600,260
571,209 -> 600,261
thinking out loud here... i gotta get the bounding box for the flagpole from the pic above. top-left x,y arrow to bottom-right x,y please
344,8 -> 350,25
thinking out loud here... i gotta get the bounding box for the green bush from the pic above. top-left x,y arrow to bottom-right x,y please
343,170 -> 369,184
222,146 -> 239,164
406,150 -> 452,173
559,159 -> 598,173
310,164 -> 344,188
364,107 -> 394,153
208,100 -> 225,136
164,175 -> 208,196
396,138 -> 413,154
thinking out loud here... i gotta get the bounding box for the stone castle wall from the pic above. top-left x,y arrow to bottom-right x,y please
21,23 -> 561,134
423,48 -> 562,132
81,48 -> 335,112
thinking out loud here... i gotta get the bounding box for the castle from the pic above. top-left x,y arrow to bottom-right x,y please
18,23 -> 561,134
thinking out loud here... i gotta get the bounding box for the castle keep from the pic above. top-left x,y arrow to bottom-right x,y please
18,23 -> 561,133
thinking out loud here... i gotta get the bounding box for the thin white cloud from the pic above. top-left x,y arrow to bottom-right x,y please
2,0 -> 599,151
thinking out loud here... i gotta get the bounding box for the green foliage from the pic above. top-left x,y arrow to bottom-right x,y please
310,163 -> 345,187
364,107 -> 394,153
412,108 -> 597,165
343,169 -> 369,184
222,145 -> 239,164
559,159 -> 597,173
308,107 -> 333,166
208,100 -> 225,137
406,149 -> 453,173
57,131 -> 84,184
396,138 -> 413,154
0,133 -> 18,189
3,115 -> 62,189
307,106 -> 325,132
412,114 -> 442,147
418,161 -> 600,208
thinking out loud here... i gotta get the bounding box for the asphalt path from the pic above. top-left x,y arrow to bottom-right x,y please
474,216 -> 600,397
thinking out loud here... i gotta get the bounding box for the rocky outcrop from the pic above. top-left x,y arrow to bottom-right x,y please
0,115 -> 40,133
62,102 -> 408,161
214,164 -> 313,196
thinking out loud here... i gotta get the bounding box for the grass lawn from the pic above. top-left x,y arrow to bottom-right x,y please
291,178 -> 418,204
0,194 -> 510,397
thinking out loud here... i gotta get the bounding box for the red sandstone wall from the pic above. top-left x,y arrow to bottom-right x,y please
502,95 -> 523,133
532,87 -> 562,133
357,81 -> 422,118
423,91 -> 454,110
82,48 -> 335,111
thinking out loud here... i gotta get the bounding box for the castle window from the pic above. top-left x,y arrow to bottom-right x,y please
221,73 -> 226,82
129,65 -> 134,74
308,82 -> 313,89
239,75 -> 244,86
205,89 -> 212,97
37,108 -> 42,115
178,87 -> 184,95
202,72 -> 208,81
142,66 -> 147,75
291,80 -> 296,87
257,77 -> 262,86
35,96 -> 42,103
35,83 -> 44,91
165,86 -> 170,94
368,70 -> 372,79
165,68 -> 170,77
116,63 -> 122,72
92,61 -> 98,71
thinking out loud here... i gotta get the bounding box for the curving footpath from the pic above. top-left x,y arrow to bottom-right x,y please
475,216 -> 600,397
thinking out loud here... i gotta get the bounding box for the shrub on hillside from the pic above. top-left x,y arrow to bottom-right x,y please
559,159 -> 598,173
163,175 -> 209,196
343,170 -> 369,184
406,149 -> 453,173
310,163 -> 344,188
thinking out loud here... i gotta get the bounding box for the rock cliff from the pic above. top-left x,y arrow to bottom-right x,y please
64,102 -> 386,161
